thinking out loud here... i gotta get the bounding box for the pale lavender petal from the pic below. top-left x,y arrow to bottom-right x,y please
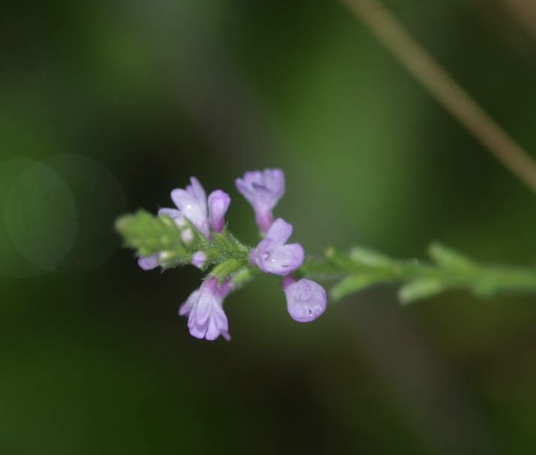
186,177 -> 208,214
138,255 -> 159,271
179,290 -> 201,316
264,169 -> 285,201
250,218 -> 304,276
158,208 -> 182,219
266,218 -> 293,245
211,304 -> 229,331
193,296 -> 214,326
192,251 -> 207,269
205,318 -> 222,341
255,243 -> 304,276
208,190 -> 231,233
235,178 -> 255,205
283,277 -> 327,323
170,188 -> 209,237
188,321 -> 206,339
243,170 -> 264,183
181,278 -> 231,341
236,169 -> 285,233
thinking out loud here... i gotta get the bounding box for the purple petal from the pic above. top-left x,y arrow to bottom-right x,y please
265,218 -> 293,245
211,303 -> 229,331
262,243 -> 304,276
158,208 -> 182,219
188,321 -> 207,339
283,277 -> 327,323
192,251 -> 207,269
182,278 -> 232,341
235,178 -> 256,205
193,296 -> 214,326
179,290 -> 201,316
235,169 -> 286,233
208,190 -> 231,233
263,169 -> 285,201
186,177 -> 207,211
205,317 -> 222,341
243,170 -> 264,184
170,188 -> 209,237
252,240 -> 304,276
138,255 -> 159,271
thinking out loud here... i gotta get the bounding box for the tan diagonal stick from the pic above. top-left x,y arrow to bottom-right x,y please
340,0 -> 536,195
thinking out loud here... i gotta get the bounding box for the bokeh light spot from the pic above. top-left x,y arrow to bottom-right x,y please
44,155 -> 128,273
4,161 -> 77,275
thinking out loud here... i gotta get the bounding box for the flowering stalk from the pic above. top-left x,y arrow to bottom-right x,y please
116,170 -> 536,341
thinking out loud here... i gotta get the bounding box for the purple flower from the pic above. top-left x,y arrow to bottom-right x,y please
170,177 -> 231,238
208,190 -> 231,233
283,276 -> 327,323
179,278 -> 232,341
192,251 -> 207,269
250,218 -> 304,276
138,254 -> 159,271
236,169 -> 285,233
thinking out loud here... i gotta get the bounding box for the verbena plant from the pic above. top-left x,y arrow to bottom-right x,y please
116,169 -> 536,341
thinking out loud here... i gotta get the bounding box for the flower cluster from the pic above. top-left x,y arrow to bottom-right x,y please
132,169 -> 327,341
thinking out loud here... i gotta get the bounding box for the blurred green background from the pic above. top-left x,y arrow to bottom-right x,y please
2,0 -> 536,453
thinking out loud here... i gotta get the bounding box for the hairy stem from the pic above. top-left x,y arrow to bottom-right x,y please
300,243 -> 536,303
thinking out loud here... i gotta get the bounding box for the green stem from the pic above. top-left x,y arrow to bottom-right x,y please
299,243 -> 536,303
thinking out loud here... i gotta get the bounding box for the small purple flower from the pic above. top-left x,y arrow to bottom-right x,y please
192,251 -> 207,269
283,276 -> 327,323
179,278 -> 232,341
236,169 -> 285,233
138,254 -> 159,271
208,190 -> 231,233
170,177 -> 231,238
250,218 -> 304,276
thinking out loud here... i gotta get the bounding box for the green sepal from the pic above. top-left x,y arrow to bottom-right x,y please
349,246 -> 392,267
330,274 -> 387,301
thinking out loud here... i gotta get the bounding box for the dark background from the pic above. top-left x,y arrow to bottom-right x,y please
1,0 -> 536,453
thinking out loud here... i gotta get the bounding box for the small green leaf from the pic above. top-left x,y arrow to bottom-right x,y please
331,274 -> 386,301
428,243 -> 473,270
398,279 -> 445,305
326,247 -> 358,269
349,246 -> 392,267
